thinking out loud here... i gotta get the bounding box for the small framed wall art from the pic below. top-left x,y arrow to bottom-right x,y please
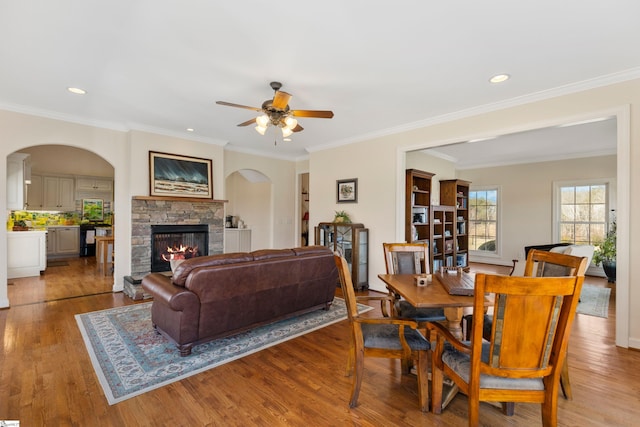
336,178 -> 358,203
149,151 -> 213,199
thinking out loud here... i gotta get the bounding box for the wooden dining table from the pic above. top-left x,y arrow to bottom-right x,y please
379,271 -> 493,409
378,272 -> 492,339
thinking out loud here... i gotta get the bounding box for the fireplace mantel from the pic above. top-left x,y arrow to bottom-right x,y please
133,195 -> 228,203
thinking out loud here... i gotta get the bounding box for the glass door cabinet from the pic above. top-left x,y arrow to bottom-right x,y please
315,222 -> 368,290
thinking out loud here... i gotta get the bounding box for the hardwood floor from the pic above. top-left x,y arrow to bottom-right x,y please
1,260 -> 638,426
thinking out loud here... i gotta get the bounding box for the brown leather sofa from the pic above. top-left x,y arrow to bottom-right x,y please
141,245 -> 338,356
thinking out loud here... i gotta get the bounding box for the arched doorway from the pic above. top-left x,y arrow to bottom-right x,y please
6,144 -> 115,305
224,169 -> 272,251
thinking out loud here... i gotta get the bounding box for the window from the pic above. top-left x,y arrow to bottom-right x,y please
469,187 -> 499,254
556,183 -> 608,245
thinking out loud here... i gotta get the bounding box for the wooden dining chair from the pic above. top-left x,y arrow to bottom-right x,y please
427,269 -> 586,426
382,242 -> 446,324
334,254 -> 430,412
472,249 -> 588,404
522,249 -> 589,401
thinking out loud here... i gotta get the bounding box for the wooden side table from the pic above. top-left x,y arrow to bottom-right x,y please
95,236 -> 114,276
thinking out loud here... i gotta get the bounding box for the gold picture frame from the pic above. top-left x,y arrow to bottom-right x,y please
149,151 -> 213,199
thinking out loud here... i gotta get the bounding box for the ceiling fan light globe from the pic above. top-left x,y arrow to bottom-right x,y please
284,116 -> 298,129
256,114 -> 269,127
281,127 -> 293,137
255,125 -> 267,135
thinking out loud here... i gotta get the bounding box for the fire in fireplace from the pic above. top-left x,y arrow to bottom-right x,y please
150,224 -> 209,272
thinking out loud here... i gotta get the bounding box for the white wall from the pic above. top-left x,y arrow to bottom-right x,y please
457,155 -> 616,266
225,171 -> 271,251
0,113 -> 228,307
0,110 -> 130,307
310,78 -> 639,349
224,150 -> 297,249
18,145 -> 114,177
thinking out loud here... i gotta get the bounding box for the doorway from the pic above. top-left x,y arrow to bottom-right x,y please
6,144 -> 114,304
224,169 -> 272,251
300,172 -> 309,246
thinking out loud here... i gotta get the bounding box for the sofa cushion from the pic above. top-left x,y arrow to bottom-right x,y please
172,252 -> 254,287
292,245 -> 333,257
251,248 -> 295,261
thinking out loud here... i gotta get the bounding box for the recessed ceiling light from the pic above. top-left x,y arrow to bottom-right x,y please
186,128 -> 194,132
489,74 -> 510,84
283,138 -> 292,142
67,87 -> 87,95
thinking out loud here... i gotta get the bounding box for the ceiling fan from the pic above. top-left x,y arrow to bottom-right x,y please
216,81 -> 334,140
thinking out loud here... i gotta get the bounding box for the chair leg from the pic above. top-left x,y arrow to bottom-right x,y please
401,356 -> 413,374
541,386 -> 559,427
430,358 -> 444,414
501,402 -> 515,416
349,348 -> 364,408
345,340 -> 355,377
417,351 -> 429,412
560,357 -> 573,400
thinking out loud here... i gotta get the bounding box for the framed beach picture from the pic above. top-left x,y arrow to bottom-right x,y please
149,151 -> 213,199
336,178 -> 358,203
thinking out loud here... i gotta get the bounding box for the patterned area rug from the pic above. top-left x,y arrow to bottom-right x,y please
576,284 -> 611,318
76,297 -> 371,405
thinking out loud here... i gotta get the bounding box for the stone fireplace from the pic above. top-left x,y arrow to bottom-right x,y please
130,196 -> 225,277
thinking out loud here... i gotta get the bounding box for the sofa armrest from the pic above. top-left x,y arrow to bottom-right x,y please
142,273 -> 200,311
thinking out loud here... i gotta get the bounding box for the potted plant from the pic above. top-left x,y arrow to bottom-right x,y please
333,210 -> 351,223
593,215 -> 616,283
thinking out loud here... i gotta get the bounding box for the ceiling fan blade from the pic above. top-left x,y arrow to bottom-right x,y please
291,110 -> 334,119
293,124 -> 304,132
271,91 -> 292,109
237,118 -> 257,127
216,101 -> 262,112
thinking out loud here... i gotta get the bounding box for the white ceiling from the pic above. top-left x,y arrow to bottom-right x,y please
1,1 -> 638,161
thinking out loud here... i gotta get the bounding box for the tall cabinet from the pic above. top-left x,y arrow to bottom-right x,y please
439,179 -> 471,269
315,222 -> 368,290
405,169 -> 434,244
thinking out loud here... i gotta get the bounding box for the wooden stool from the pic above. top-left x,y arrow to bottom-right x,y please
95,236 -> 115,276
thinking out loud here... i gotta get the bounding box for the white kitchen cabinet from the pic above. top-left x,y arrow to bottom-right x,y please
75,176 -> 113,192
47,226 -> 80,258
7,153 -> 30,210
8,231 -> 47,278
224,228 -> 251,253
43,176 -> 75,210
26,174 -> 44,209
75,176 -> 113,202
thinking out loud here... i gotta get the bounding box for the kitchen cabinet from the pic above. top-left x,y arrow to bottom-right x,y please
8,231 -> 47,278
224,228 -> 251,253
75,176 -> 113,202
26,174 -> 44,209
43,176 -> 76,210
7,153 -> 30,210
75,176 -> 113,192
47,226 -> 80,258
